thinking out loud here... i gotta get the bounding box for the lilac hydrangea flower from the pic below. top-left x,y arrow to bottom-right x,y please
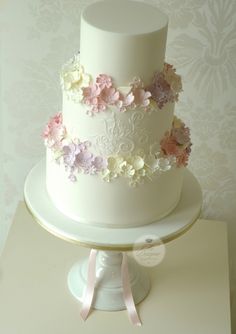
92,156 -> 108,171
76,150 -> 94,172
63,142 -> 81,167
172,126 -> 190,145
61,138 -> 107,179
148,72 -> 174,109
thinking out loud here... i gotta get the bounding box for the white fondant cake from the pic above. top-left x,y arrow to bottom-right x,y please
43,0 -> 192,227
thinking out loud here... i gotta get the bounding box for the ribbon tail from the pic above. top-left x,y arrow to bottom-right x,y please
80,249 -> 98,321
121,252 -> 142,326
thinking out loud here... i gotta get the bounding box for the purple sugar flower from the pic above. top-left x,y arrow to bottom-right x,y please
61,139 -> 106,179
63,142 -> 81,167
172,126 -> 190,145
92,156 -> 108,171
76,150 -> 94,172
148,72 -> 175,109
78,140 -> 91,151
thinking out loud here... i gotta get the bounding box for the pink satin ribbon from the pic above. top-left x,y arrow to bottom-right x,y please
121,252 -> 142,326
80,250 -> 141,326
80,249 -> 98,320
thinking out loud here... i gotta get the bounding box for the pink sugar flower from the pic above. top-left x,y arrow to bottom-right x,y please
160,118 -> 192,168
43,113 -> 66,149
118,92 -> 135,112
130,77 -> 143,89
96,74 -> 113,89
133,88 -> 151,108
100,87 -> 120,105
43,113 -> 62,138
88,102 -> 107,115
160,134 -> 180,156
176,149 -> 189,167
82,84 -> 101,105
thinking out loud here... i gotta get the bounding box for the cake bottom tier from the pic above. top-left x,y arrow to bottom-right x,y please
46,156 -> 184,228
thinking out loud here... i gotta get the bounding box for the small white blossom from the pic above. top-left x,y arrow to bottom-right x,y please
131,156 -> 145,170
157,158 -> 172,172
123,163 -> 135,177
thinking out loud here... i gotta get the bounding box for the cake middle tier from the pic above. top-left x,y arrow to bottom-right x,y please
62,96 -> 175,157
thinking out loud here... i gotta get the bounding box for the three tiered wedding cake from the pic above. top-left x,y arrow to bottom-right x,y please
43,0 -> 192,227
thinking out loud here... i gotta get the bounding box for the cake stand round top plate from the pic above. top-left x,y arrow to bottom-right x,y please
24,159 -> 202,251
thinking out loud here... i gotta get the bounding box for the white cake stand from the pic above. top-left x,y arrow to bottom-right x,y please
24,159 -> 202,312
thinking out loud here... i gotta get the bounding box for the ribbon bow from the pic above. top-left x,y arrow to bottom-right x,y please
80,250 -> 142,326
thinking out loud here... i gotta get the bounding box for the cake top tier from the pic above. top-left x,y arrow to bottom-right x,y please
80,0 -> 168,86
82,0 -> 168,35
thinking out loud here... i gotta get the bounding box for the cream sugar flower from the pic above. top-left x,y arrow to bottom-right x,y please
172,116 -> 183,128
102,156 -> 126,182
102,155 -> 147,184
123,164 -> 136,178
163,63 -> 182,94
61,54 -> 91,101
108,156 -> 126,175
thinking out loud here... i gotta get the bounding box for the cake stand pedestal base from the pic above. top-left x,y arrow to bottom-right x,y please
24,159 -> 202,317
68,251 -> 150,311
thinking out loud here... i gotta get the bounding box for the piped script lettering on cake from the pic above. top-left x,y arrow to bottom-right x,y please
43,0 -> 192,228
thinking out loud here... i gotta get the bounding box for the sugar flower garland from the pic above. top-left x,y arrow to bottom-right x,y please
43,113 -> 191,186
61,54 -> 182,116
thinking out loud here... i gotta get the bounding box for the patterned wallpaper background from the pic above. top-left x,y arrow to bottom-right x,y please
1,0 -> 236,330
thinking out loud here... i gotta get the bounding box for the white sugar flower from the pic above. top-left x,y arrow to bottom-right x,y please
157,158 -> 172,172
123,164 -> 135,178
146,155 -> 160,171
101,168 -> 112,182
137,168 -> 146,177
131,156 -> 145,170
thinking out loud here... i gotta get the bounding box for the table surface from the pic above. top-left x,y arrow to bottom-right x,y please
0,202 -> 231,334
